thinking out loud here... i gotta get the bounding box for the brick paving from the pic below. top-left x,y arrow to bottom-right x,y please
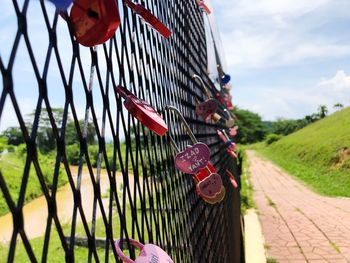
247,150 -> 350,263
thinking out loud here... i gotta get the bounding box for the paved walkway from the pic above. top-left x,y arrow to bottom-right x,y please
247,150 -> 350,263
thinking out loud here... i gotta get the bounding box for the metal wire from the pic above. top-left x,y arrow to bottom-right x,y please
0,0 -> 243,262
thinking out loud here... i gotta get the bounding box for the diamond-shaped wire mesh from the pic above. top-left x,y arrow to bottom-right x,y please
0,0 -> 243,262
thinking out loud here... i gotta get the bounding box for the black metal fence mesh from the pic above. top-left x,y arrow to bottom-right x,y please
0,0 -> 243,262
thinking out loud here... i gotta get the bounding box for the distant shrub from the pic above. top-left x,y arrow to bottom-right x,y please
16,144 -> 27,158
66,144 -> 80,165
266,134 -> 283,145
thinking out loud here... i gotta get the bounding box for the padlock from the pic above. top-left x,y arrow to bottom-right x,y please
223,109 -> 236,128
224,93 -> 234,110
70,0 -> 120,47
175,143 -> 210,174
115,239 -> 174,263
195,98 -> 218,121
197,172 -> 223,199
193,163 -> 225,204
215,92 -> 226,105
226,170 -> 238,189
202,187 -> 225,204
221,74 -> 231,85
229,126 -> 238,137
192,75 -> 222,122
49,0 -> 72,10
116,86 -> 168,136
196,0 -> 211,14
217,130 -> 237,159
165,106 -> 225,204
124,0 -> 172,38
223,83 -> 232,91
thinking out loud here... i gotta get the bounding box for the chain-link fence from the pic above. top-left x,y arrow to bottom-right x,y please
0,0 -> 243,262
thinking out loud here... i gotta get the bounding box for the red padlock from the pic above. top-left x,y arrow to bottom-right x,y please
226,170 -> 238,189
124,0 -> 172,38
116,86 -> 168,136
193,163 -> 225,204
217,130 -> 237,159
70,0 -> 120,47
196,0 -> 211,14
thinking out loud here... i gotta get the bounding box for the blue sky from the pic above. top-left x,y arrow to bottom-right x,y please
1,0 -> 350,134
210,0 -> 350,120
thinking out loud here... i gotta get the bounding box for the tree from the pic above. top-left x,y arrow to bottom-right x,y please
26,108 -> 96,153
65,120 -> 96,146
2,127 -> 24,145
271,118 -> 309,136
333,103 -> 344,111
25,108 -> 64,153
317,105 -> 328,119
232,107 -> 267,144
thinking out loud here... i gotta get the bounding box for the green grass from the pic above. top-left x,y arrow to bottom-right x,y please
252,107 -> 350,197
239,147 -> 255,214
0,148 -> 67,216
0,219 -> 115,262
0,199 -> 160,262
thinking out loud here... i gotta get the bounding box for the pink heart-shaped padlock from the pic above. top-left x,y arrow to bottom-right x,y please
115,239 -> 174,263
196,99 -> 218,120
175,143 -> 210,174
196,173 -> 223,199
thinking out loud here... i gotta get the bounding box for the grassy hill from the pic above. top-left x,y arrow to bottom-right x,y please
253,107 -> 350,197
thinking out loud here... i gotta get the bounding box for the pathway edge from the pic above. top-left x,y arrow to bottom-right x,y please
244,208 -> 267,263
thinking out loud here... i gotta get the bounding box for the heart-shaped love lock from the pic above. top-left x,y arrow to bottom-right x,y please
70,0 -> 120,47
192,163 -> 225,204
115,239 -> 174,263
201,186 -> 226,204
175,143 -> 210,174
165,105 -> 225,205
116,86 -> 168,136
196,172 -> 223,199
124,0 -> 172,38
196,99 -> 218,121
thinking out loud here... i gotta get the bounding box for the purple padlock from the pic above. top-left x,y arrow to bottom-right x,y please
175,143 -> 210,174
115,239 -> 174,263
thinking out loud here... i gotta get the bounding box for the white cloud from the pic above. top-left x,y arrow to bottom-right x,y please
235,70 -> 350,120
211,0 -> 350,70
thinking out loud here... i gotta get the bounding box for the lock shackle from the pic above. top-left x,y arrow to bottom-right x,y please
115,239 -> 145,263
224,108 -> 235,120
192,74 -> 212,99
164,106 -> 198,145
221,129 -> 230,141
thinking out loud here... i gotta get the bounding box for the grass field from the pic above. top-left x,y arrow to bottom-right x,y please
0,148 -> 67,216
0,194 -> 160,262
252,107 -> 350,197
